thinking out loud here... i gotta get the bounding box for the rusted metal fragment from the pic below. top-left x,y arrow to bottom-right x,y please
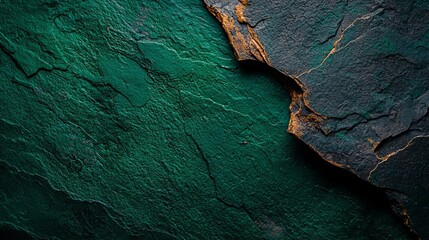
205,0 -> 429,238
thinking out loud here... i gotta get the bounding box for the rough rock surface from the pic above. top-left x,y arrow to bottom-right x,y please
204,0 -> 429,238
0,0 -> 417,239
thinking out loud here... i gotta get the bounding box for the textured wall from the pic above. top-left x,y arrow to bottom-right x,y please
0,0 -> 414,239
204,0 -> 429,238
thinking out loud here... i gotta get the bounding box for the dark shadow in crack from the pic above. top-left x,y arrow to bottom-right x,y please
237,59 -> 419,240
0,226 -> 36,240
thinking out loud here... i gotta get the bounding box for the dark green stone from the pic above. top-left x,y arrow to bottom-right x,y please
204,0 -> 428,238
0,0 -> 417,239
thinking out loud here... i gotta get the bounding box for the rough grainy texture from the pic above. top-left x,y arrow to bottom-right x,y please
0,0 -> 416,239
203,0 -> 429,238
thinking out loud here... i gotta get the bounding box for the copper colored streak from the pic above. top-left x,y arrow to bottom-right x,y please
205,2 -> 271,65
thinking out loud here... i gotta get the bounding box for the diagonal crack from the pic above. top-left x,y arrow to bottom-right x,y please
296,8 -> 384,78
186,132 -> 256,225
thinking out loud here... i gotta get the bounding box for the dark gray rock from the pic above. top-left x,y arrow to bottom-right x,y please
204,0 -> 429,238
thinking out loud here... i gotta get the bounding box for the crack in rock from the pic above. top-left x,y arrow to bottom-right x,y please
204,0 -> 429,238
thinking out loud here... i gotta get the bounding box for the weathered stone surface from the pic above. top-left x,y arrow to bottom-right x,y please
0,0 -> 417,239
204,0 -> 429,238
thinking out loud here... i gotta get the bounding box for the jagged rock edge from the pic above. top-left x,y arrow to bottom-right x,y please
203,1 -> 418,238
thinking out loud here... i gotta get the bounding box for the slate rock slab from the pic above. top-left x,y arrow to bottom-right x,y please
0,0 -> 419,239
204,0 -> 429,238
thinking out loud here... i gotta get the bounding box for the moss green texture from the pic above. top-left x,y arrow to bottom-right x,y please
0,0 -> 414,239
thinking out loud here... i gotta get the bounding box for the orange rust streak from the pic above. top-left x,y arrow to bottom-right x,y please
235,4 -> 246,23
206,4 -> 251,61
296,8 -> 383,78
368,134 -> 429,180
247,26 -> 271,64
375,134 -> 429,161
206,1 -> 271,64
239,0 -> 248,5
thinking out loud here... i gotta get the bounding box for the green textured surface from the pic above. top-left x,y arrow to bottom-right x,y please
0,0 -> 414,239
